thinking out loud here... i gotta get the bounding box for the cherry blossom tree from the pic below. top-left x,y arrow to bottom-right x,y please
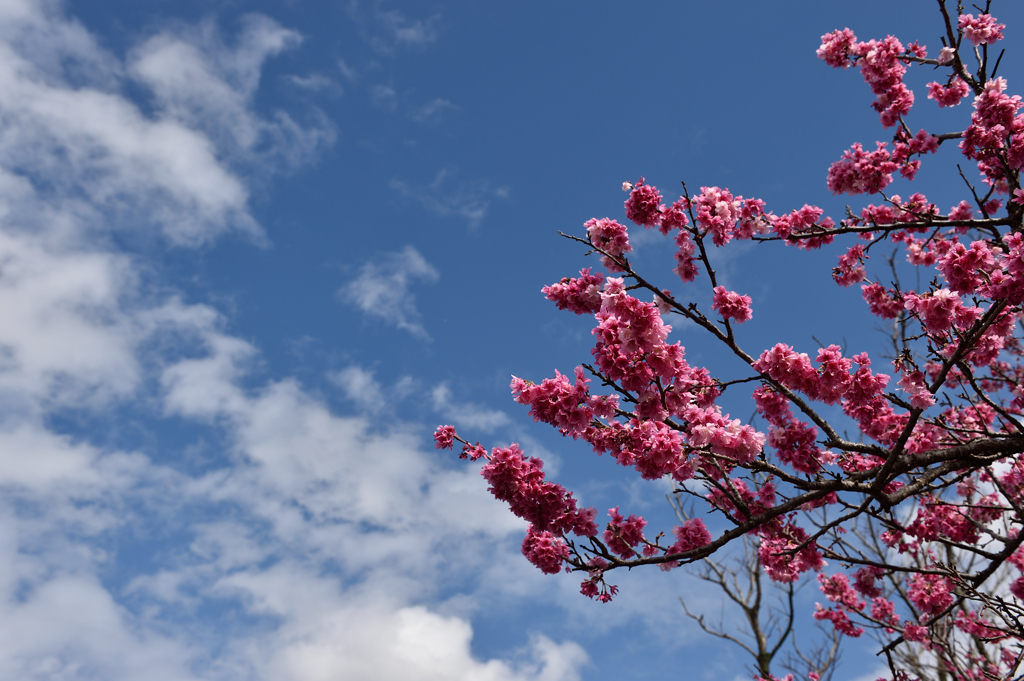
437,2 -> 1024,679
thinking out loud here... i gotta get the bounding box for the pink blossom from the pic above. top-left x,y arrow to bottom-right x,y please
813,605 -> 864,637
758,523 -> 825,583
936,46 -> 956,64
461,442 -> 487,461
434,425 -> 457,449
818,572 -> 865,610
604,507 -> 647,559
959,13 -> 1005,46
480,444 -> 597,537
659,198 -> 690,234
511,366 -> 616,439
853,567 -> 884,599
668,517 -> 712,554
817,28 -> 857,68
871,597 -> 900,631
861,282 -> 903,319
521,528 -> 569,575
585,217 -> 632,271
624,179 -> 663,228
692,186 -> 740,246
948,200 -> 974,220
768,419 -> 823,474
927,78 -> 970,107
960,77 -> 1024,184
897,370 -> 936,410
908,572 -> 955,618
903,623 -> 929,642
906,498 -> 978,544
903,289 -> 969,333
770,205 -> 834,248
542,268 -> 605,315
936,241 -> 995,294
833,244 -> 867,287
852,36 -> 914,126
1012,577 -> 1024,601
711,286 -> 753,323
827,142 -> 898,195
673,230 -> 700,282
753,344 -> 819,397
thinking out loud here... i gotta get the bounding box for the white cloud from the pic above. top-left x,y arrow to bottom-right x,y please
350,4 -> 442,54
331,365 -> 387,412
432,383 -> 511,432
390,169 -> 510,228
337,58 -> 358,82
287,73 -> 336,92
340,245 -> 440,338
0,3 -> 589,681
371,83 -> 398,112
409,97 -> 457,124
128,14 -> 335,173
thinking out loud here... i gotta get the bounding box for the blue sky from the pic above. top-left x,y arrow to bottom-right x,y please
3,1 -> 1024,680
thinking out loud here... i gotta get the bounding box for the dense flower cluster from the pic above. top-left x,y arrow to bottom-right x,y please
443,6 -> 1024,680
958,13 -> 1005,46
711,286 -> 753,323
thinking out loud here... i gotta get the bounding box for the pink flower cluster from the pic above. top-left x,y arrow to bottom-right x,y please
673,230 -> 699,283
814,573 -> 866,637
542,268 -> 605,315
907,572 -> 955,617
905,497 -> 979,544
936,241 -> 996,295
948,200 -> 974,221
753,343 -> 862,406
758,522 -> 825,583
668,517 -> 711,554
511,366 -> 618,439
927,78 -> 971,108
891,128 -> 939,180
692,186 -> 767,246
819,30 -> 918,127
833,244 -> 867,287
861,282 -> 903,319
603,506 -> 647,558
903,289 -> 980,334
827,142 -> 898,195
521,528 -> 569,575
623,179 -> 692,236
711,286 -> 753,323
706,477 -> 775,523
958,13 -> 1005,46
896,370 -> 936,410
770,205 -> 834,248
683,404 -> 766,466
624,178 -> 663,228
960,77 -> 1024,187
479,444 -> 598,572
754,386 -> 826,474
983,233 -> 1024,304
585,217 -> 632,271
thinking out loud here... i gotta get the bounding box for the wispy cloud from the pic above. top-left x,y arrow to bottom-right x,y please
370,83 -> 398,112
128,14 -> 336,175
330,365 -> 416,414
408,97 -> 457,124
389,169 -> 510,229
339,246 -> 439,338
0,3 -> 591,681
286,73 -> 337,93
349,3 -> 442,54
432,384 -> 511,432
